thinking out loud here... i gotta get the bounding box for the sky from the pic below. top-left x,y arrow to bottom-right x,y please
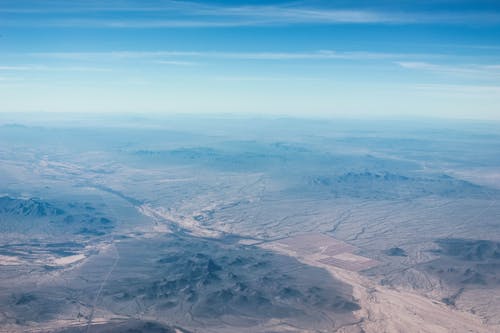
1,0 -> 500,119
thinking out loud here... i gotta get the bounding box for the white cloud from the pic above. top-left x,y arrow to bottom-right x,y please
0,66 -> 36,70
1,1 -> 499,27
413,83 -> 500,95
155,60 -> 199,66
396,61 -> 500,77
30,50 -> 429,61
0,76 -> 24,81
213,76 -> 324,82
0,65 -> 112,72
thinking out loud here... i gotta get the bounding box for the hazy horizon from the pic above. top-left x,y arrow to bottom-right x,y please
1,0 -> 500,119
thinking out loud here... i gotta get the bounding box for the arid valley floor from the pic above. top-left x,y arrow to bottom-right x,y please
0,116 -> 499,333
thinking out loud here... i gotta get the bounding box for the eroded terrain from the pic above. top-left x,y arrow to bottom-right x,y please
0,116 -> 499,332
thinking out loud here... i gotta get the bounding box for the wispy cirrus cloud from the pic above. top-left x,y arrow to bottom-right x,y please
0,65 -> 112,72
0,66 -> 34,71
29,50 -> 435,61
1,1 -> 500,27
396,61 -> 500,77
0,0 -> 195,13
213,76 -> 324,82
155,60 -> 199,66
413,83 -> 500,96
7,51 -> 500,81
0,76 -> 24,81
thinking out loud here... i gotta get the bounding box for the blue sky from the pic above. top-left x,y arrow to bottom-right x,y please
1,0 -> 500,119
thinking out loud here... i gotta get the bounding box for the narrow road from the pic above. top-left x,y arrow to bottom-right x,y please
85,242 -> 120,333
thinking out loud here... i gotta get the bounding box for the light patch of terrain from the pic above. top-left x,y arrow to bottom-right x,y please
52,254 -> 86,266
138,204 -> 222,238
261,233 -> 500,333
264,233 -> 378,272
449,168 -> 500,190
334,267 -> 498,333
0,254 -> 23,265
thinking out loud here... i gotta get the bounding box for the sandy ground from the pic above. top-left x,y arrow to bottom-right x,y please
262,240 -> 500,333
331,264 -> 498,333
52,254 -> 86,266
0,255 -> 23,265
138,204 -> 222,238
